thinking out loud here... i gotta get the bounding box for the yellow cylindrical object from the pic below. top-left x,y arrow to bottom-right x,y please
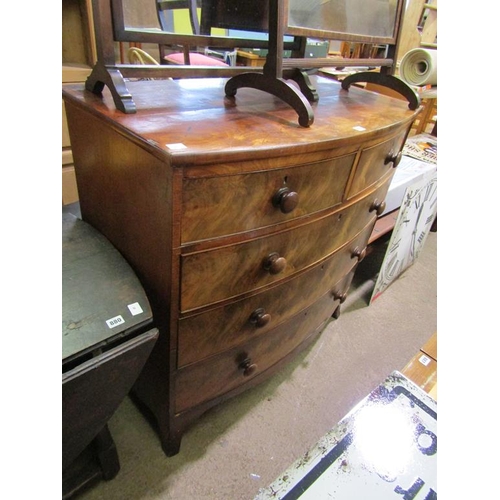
400,48 -> 437,86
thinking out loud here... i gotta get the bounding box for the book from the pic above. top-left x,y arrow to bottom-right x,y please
402,133 -> 437,164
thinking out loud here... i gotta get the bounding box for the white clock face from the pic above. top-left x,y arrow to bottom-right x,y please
371,172 -> 437,302
410,177 -> 437,260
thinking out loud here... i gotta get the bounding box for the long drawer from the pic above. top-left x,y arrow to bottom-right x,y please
181,153 -> 355,243
180,180 -> 391,312
178,222 -> 372,368
175,272 -> 354,414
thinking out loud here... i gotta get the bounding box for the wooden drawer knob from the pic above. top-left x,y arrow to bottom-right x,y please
370,199 -> 386,216
385,150 -> 403,168
272,187 -> 299,214
249,308 -> 271,328
239,357 -> 257,377
333,291 -> 348,304
263,252 -> 287,275
352,246 -> 367,262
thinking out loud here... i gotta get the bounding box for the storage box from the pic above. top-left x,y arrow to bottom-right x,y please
381,155 -> 437,216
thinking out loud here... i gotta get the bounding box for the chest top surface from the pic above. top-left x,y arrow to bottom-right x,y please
62,76 -> 419,166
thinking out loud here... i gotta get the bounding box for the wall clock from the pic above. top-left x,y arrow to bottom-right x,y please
371,171 -> 437,302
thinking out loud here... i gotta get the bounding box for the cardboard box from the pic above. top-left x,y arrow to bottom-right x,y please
381,155 -> 437,216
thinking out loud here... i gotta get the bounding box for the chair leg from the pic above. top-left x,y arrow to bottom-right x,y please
183,45 -> 191,65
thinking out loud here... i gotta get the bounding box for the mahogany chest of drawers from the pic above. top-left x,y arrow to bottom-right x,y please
62,76 -> 419,456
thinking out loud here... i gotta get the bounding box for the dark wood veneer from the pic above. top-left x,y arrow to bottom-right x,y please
62,76 -> 419,455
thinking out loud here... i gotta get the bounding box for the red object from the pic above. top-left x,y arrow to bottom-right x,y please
164,52 -> 228,66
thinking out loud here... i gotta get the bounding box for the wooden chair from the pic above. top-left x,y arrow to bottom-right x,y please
413,92 -> 437,135
128,47 -> 160,65
156,0 -> 229,66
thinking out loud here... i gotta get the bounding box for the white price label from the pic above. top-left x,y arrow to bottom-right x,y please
419,354 -> 432,366
128,302 -> 144,316
166,143 -> 187,150
106,315 -> 125,329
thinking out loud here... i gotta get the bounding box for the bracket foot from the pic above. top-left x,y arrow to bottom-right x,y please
341,72 -> 421,110
283,69 -> 319,102
225,72 -> 314,127
85,62 -> 136,114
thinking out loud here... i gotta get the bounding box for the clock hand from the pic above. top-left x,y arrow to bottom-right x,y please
410,200 -> 425,259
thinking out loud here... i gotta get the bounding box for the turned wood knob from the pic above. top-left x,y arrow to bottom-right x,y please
263,252 -> 287,274
239,357 -> 257,377
352,246 -> 367,262
249,308 -> 271,328
370,199 -> 386,216
272,187 -> 299,214
333,291 -> 348,304
385,150 -> 403,168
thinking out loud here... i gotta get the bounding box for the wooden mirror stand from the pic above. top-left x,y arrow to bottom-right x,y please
85,0 -> 420,126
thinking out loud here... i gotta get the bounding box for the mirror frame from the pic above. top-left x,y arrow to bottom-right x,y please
83,0 -> 418,127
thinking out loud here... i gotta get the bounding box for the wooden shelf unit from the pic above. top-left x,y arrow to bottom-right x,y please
62,0 -> 97,206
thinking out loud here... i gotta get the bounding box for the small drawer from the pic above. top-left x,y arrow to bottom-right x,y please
181,154 -> 355,243
348,130 -> 408,198
178,222 -> 373,367
180,181 -> 389,312
175,273 -> 353,414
